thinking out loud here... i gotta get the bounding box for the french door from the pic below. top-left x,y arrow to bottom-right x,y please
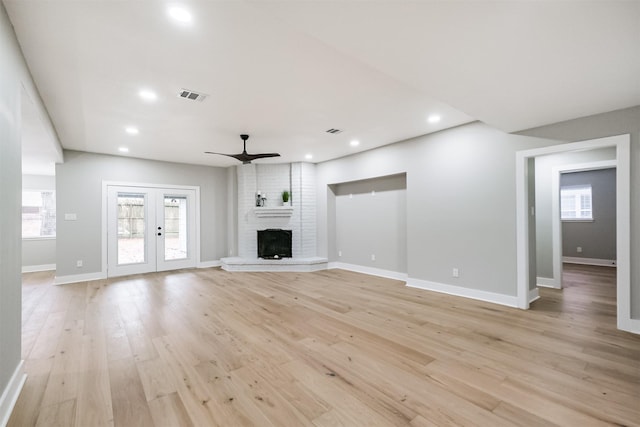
106,185 -> 197,277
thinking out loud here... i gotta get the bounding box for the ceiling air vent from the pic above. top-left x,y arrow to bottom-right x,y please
178,89 -> 207,102
326,128 -> 343,134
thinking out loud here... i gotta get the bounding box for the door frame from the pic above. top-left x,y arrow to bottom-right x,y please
101,181 -> 201,277
515,134 -> 638,334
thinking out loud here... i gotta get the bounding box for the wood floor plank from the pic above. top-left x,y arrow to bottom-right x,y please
231,363 -> 315,426
136,357 -> 178,402
108,357 -> 154,426
35,399 -> 76,427
74,331 -> 114,427
284,358 -> 395,426
147,393 -> 194,427
39,318 -> 84,408
151,335 -> 220,427
10,264 -> 640,426
491,401 -> 559,427
6,373 -> 49,427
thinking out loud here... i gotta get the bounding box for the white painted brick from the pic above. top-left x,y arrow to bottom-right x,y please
237,162 -> 317,259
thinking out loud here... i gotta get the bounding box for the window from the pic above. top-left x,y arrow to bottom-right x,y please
560,185 -> 592,220
22,190 -> 56,238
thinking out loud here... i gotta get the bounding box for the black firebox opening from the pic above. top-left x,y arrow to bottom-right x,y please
257,229 -> 292,259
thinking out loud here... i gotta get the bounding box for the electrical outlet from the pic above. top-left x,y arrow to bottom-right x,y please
452,268 -> 459,278
371,254 -> 376,261
76,260 -> 83,268
577,246 -> 582,253
338,250 -> 342,257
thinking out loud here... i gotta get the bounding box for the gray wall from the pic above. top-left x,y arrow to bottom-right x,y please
534,148 -> 616,278
0,2 -> 59,409
519,105 -> 640,317
317,122 -> 558,296
22,239 -> 56,268
333,174 -> 407,273
56,150 -> 229,277
561,168 -> 616,260
22,174 -> 56,268
226,167 -> 238,257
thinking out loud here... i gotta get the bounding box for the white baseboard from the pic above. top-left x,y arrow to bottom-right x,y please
537,276 -> 560,289
0,360 -> 26,427
328,262 -> 408,282
618,317 -> 640,335
22,263 -> 56,273
406,278 -> 518,308
529,287 -> 540,303
562,256 -> 617,267
54,271 -> 106,285
198,260 -> 221,268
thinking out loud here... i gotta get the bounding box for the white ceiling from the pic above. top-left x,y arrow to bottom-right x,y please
6,0 -> 639,171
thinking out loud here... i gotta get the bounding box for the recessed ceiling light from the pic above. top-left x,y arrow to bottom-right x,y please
118,147 -> 129,153
350,140 -> 360,147
167,6 -> 192,23
427,114 -> 441,124
125,126 -> 139,135
139,89 -> 157,101
305,154 -> 313,160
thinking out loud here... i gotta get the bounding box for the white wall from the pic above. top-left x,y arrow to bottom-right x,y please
317,122 -> 558,298
0,3 -> 60,420
227,167 -> 238,256
55,150 -> 229,278
534,147 -> 615,278
22,174 -> 56,270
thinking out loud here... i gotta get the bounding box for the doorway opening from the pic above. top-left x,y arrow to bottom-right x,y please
557,165 -> 617,284
516,134 -> 637,334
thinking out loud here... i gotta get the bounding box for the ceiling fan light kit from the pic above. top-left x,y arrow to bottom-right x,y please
205,134 -> 281,164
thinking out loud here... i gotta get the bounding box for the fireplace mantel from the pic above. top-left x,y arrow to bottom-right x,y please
254,207 -> 294,218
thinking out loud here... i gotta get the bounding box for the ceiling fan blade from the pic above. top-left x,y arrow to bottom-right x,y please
205,152 -> 253,162
205,135 -> 280,164
242,153 -> 281,161
204,151 -> 238,158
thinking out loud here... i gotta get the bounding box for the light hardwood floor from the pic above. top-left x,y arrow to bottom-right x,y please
8,264 -> 640,426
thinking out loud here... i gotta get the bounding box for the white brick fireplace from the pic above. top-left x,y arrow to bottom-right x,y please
221,162 -> 328,271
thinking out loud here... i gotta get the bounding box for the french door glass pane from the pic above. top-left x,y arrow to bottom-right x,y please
117,193 -> 146,265
164,196 -> 188,261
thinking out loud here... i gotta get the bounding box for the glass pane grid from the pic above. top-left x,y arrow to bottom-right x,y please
22,190 -> 56,238
560,185 -> 593,220
117,194 -> 146,265
164,196 -> 188,261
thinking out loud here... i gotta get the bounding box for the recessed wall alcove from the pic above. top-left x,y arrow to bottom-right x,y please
328,173 -> 408,275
